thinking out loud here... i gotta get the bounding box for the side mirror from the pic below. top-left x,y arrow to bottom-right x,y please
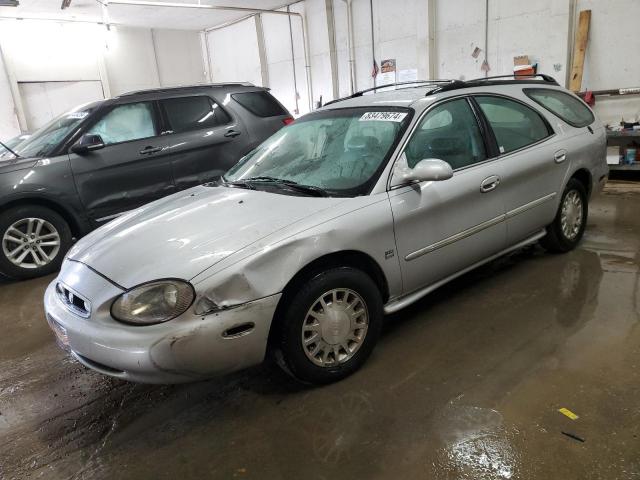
71,134 -> 105,155
401,158 -> 453,183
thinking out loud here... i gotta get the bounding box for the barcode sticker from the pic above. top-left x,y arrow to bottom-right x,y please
360,111 -> 408,122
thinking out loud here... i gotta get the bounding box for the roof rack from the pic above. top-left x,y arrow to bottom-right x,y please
117,82 -> 256,98
426,74 -> 559,95
324,80 -> 453,106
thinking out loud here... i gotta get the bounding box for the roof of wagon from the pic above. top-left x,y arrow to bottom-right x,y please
320,74 -> 562,110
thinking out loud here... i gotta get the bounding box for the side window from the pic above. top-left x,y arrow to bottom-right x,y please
524,88 -> 594,127
87,102 -> 157,145
405,98 -> 487,170
476,96 -> 551,154
231,91 -> 288,117
161,96 -> 231,133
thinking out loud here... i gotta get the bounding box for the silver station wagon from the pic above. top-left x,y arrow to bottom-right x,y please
45,75 -> 608,385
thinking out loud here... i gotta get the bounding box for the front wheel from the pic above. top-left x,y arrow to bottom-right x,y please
540,178 -> 588,253
274,267 -> 383,384
0,205 -> 72,280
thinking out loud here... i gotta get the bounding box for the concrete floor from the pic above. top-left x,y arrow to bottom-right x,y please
1,182 -> 639,480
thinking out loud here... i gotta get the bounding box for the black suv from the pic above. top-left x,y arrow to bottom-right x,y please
0,83 -> 292,279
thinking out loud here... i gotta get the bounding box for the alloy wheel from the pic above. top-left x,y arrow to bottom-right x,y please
2,217 -> 61,269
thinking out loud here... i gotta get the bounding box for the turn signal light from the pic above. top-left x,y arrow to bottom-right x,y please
283,117 -> 294,125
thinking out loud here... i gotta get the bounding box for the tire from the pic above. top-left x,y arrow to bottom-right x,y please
274,267 -> 383,385
540,178 -> 588,253
0,205 -> 73,280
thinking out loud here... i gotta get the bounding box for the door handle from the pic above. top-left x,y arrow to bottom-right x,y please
224,130 -> 241,138
480,175 -> 500,193
139,146 -> 162,155
554,150 -> 567,163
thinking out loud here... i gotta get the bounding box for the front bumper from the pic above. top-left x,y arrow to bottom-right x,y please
44,261 -> 281,383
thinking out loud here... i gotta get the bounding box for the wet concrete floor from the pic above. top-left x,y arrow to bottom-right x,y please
1,182 -> 639,479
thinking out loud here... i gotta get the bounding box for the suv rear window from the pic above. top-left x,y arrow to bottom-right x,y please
161,96 -> 230,133
232,91 -> 288,117
524,88 -> 594,127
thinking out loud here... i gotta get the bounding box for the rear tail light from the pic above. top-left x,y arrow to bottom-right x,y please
283,117 -> 294,125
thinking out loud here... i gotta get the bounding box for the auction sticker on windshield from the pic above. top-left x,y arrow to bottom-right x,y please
360,111 -> 407,122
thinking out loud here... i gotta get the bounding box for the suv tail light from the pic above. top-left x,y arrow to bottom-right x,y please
283,117 -> 294,125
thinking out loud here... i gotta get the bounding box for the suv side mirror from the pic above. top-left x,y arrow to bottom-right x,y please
401,158 -> 453,183
71,134 -> 105,155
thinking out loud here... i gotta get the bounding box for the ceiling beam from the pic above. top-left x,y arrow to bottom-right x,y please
105,0 -> 298,17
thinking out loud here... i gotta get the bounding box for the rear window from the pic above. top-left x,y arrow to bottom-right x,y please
161,96 -> 230,133
476,96 -> 552,154
232,91 -> 288,117
524,88 -> 594,128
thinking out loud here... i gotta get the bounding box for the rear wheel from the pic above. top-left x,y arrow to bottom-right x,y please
540,178 -> 588,253
0,205 -> 72,280
274,267 -> 383,384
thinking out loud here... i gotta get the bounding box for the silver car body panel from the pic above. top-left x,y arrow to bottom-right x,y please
46,81 -> 608,382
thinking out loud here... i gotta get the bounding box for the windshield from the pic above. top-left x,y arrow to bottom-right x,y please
0,134 -> 29,160
225,107 -> 412,196
6,102 -> 101,159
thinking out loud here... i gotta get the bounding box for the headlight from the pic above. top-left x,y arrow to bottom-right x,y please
111,280 -> 195,325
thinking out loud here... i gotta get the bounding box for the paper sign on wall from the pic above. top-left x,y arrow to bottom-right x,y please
379,59 -> 397,85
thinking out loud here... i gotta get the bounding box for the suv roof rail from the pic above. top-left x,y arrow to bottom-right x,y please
117,82 -> 256,98
426,74 -> 559,95
324,80 -> 454,106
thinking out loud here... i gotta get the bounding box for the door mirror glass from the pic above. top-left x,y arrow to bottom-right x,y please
71,134 -> 105,155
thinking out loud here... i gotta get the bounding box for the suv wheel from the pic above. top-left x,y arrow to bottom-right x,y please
274,267 -> 383,384
540,178 -> 588,253
0,205 -> 72,280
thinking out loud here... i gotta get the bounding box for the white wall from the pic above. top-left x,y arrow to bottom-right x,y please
207,18 -> 262,87
305,0 -> 334,105
153,29 -> 207,87
578,0 -> 640,125
104,26 -> 160,94
104,26 -> 207,94
434,0 -> 571,80
0,19 -> 207,137
0,20 -> 104,82
0,46 -> 19,140
331,0 -> 430,96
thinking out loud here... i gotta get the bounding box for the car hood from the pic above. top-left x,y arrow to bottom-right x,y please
68,185 -> 347,288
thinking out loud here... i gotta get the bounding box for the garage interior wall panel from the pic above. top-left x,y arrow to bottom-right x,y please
0,21 -> 103,82
259,4 -> 310,115
434,0 -> 570,81
577,0 -> 640,124
332,0 -> 352,97
0,20 -> 209,133
0,48 -> 19,140
19,80 -> 104,131
207,18 -> 262,87
152,29 -> 207,87
104,26 -> 161,95
1,1 -> 639,135
304,0 -> 334,104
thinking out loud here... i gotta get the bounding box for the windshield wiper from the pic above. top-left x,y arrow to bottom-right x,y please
220,176 -> 256,190
243,176 -> 329,197
0,141 -> 20,159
